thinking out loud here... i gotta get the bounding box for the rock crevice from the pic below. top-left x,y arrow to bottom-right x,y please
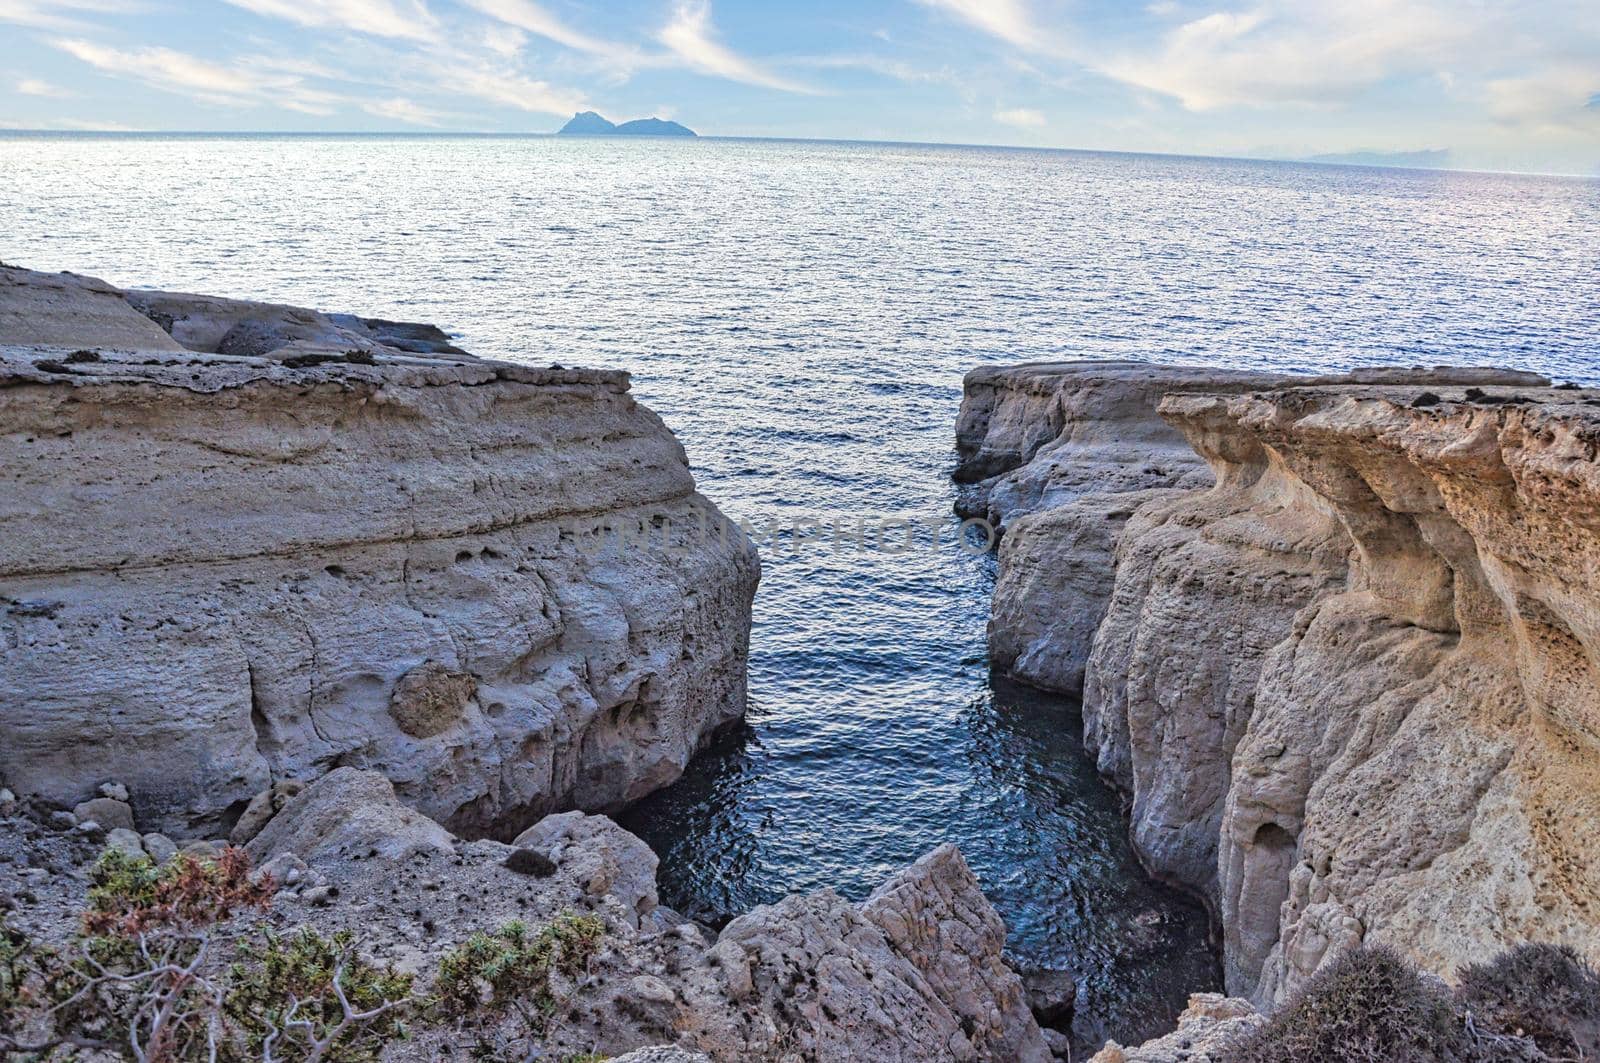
963,359 -> 1598,1009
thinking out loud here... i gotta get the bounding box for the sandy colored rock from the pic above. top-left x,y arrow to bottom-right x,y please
0,264 -> 759,839
229,780 -> 306,846
1073,380 -> 1599,1006
103,827 -> 146,860
388,660 -> 476,739
243,767 -> 454,865
961,360 -> 1599,1015
512,809 -> 659,926
72,797 -> 135,833
6,789 -> 1047,1062
1088,993 -> 1261,1062
962,360 -> 1545,695
0,267 -> 184,351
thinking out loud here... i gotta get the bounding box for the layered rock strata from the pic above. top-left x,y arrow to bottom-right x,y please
0,265 -> 759,838
962,360 -> 1600,1010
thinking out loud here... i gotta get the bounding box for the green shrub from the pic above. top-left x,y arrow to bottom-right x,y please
224,927 -> 413,1062
433,913 -> 605,1058
1456,943 -> 1600,1059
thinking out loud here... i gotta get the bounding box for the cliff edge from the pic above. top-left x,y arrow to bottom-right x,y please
958,359 -> 1600,1012
0,264 -> 759,840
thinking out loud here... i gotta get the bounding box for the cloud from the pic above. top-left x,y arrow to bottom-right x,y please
361,96 -> 446,125
50,37 -> 345,113
221,0 -> 436,41
658,1 -> 815,93
1486,65 -> 1600,131
432,65 -> 584,116
786,53 -> 958,86
480,22 -> 526,58
994,106 -> 1046,127
914,0 -> 1068,55
55,116 -> 139,129
1094,1 -> 1462,111
462,0 -> 638,66
16,77 -> 76,97
0,0 -> 140,31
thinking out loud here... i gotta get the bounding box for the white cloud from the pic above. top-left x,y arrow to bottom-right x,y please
1486,65 -> 1600,131
462,0 -> 636,65
658,1 -> 816,93
481,22 -> 526,58
914,0 -> 1068,55
54,37 -> 277,102
787,53 -> 958,86
0,0 -> 140,31
1094,1 -> 1462,111
50,37 -> 345,113
16,77 -> 75,97
433,65 -> 584,116
221,0 -> 436,42
55,116 -> 139,129
361,96 -> 445,125
994,106 -> 1046,127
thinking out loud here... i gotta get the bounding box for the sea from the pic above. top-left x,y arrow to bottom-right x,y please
4,132 -> 1596,1047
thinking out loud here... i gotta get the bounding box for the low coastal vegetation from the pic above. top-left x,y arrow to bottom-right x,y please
0,847 -> 607,1061
1230,944 -> 1600,1063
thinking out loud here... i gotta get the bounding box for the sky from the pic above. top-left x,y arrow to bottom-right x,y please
1,0 -> 1597,174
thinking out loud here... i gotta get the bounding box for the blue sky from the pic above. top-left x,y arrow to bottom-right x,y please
2,0 -> 1597,173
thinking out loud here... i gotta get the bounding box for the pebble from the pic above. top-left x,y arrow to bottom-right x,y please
98,782 -> 130,803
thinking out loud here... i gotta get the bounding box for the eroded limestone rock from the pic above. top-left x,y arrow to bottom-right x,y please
0,264 -> 759,839
964,360 -> 1598,1013
1088,993 -> 1262,1062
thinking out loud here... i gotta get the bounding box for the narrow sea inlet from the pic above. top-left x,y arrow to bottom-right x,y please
4,132 -> 1595,1049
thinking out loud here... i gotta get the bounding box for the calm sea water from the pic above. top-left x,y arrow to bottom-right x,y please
4,134 -> 1596,1046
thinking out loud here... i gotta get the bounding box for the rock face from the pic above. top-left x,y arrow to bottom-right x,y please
225,769 -> 1050,1061
962,360 -> 1542,694
1088,993 -> 1262,1062
0,265 -> 759,839
962,360 -> 1600,1011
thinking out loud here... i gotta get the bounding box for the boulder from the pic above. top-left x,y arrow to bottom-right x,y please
512,810 -> 658,925
72,797 -> 134,833
244,767 -> 453,866
1088,994 -> 1262,1062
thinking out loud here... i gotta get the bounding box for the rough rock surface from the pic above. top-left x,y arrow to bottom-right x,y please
1193,386 -> 1600,1005
963,360 -> 1600,1014
243,766 -> 455,865
0,264 -> 759,839
3,770 -> 1049,1061
963,360 -> 1546,694
1087,994 -> 1261,1062
511,809 -> 660,927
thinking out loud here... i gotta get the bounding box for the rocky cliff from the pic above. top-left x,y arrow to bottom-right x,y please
0,769 -> 1050,1061
0,265 -> 759,840
961,360 -> 1600,1010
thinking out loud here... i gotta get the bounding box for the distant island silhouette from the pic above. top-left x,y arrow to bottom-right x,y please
557,111 -> 697,138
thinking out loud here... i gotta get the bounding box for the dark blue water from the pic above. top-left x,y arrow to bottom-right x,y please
5,133 -> 1596,1046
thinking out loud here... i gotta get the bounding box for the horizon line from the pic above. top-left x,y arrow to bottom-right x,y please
1,128 -> 1594,181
